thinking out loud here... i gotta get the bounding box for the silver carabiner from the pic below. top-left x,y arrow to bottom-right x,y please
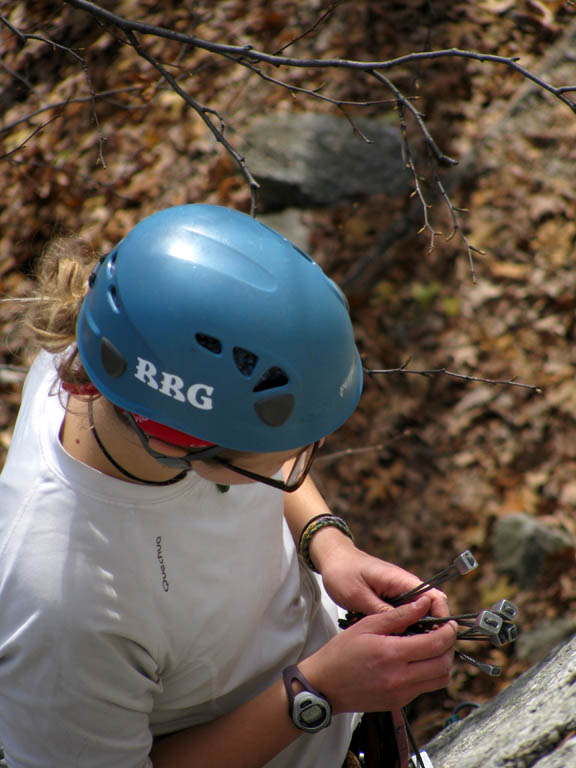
409,750 -> 435,768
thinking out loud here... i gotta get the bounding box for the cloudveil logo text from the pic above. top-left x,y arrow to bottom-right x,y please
156,536 -> 170,592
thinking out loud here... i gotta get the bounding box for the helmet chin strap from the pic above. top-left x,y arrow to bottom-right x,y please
88,399 -> 187,486
122,410 -> 224,470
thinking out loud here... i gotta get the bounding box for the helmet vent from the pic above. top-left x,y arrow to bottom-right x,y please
233,347 -> 259,376
253,366 -> 289,392
100,337 -> 126,378
254,394 -> 294,426
196,333 -> 222,354
107,285 -> 120,312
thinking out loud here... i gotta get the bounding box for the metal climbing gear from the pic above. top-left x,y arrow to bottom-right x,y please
340,551 -> 520,768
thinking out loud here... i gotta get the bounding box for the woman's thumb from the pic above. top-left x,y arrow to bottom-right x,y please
363,596 -> 432,635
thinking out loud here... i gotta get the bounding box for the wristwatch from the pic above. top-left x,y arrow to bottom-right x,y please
283,665 -> 332,733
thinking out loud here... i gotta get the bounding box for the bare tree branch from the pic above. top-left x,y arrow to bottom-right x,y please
396,103 -> 441,254
7,156 -> 139,202
223,55 -> 396,112
315,444 -> 387,464
272,1 -> 343,56
0,12 -> 108,164
0,365 -> 28,385
0,116 -> 61,161
46,0 -> 573,266
431,168 -> 485,284
2,0 -> 575,261
0,87 -> 146,136
365,362 -> 542,393
0,13 -> 85,62
55,0 -> 576,120
122,27 -> 261,215
369,69 -> 458,168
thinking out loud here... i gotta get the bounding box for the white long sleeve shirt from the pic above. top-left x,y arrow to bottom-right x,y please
0,352 -> 354,767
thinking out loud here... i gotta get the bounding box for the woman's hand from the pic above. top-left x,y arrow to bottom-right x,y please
284,478 -> 448,616
299,595 -> 457,715
311,529 -> 450,618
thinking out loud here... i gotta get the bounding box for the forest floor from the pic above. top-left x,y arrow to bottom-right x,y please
1,0 -> 576,747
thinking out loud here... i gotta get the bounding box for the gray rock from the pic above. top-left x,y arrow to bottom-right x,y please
516,618 -> 576,666
492,513 -> 575,588
532,735 -> 576,768
425,635 -> 576,768
243,112 -> 411,210
257,208 -> 311,253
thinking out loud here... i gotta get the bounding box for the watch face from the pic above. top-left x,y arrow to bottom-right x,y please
300,701 -> 324,726
295,692 -> 331,732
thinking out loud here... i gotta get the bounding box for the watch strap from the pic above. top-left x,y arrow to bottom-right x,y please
283,665 -> 322,702
283,664 -> 332,732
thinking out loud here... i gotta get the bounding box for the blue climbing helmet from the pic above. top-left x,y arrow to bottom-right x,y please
77,204 -> 363,451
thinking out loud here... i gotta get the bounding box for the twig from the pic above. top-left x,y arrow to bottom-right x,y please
56,0 -> 576,120
0,87 -> 145,136
0,14 -> 85,63
123,27 -> 261,215
365,362 -> 542,393
0,115 -> 61,161
0,365 -> 28,385
315,444 -> 387,464
0,12 -> 109,165
58,2 -> 576,119
273,1 -> 342,55
429,158 -> 485,283
5,0 -> 576,244
225,55 -> 395,111
369,66 -> 482,269
80,58 -> 106,167
370,69 -> 458,167
395,102 -> 441,254
0,56 -> 40,96
7,157 -> 139,202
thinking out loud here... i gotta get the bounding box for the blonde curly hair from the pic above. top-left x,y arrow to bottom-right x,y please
25,236 -> 99,392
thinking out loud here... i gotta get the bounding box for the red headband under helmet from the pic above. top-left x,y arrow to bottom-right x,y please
129,413 -> 215,448
62,381 -> 215,448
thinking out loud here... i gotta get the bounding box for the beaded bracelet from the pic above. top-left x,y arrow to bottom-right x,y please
298,514 -> 354,573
